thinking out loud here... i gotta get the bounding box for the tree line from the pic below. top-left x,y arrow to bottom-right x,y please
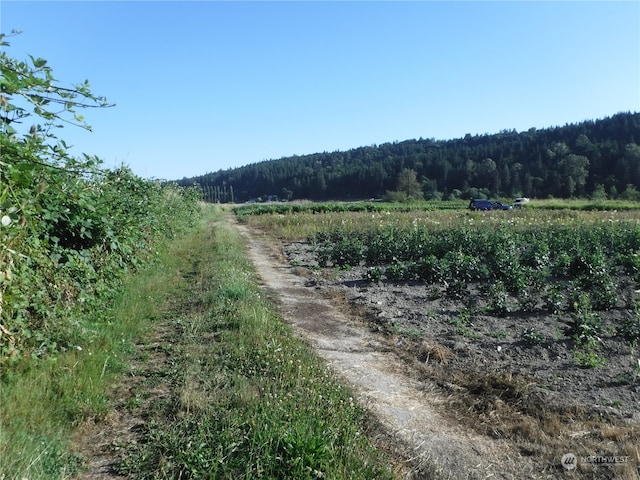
178,112 -> 640,203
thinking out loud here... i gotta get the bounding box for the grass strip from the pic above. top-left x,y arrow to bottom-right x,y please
110,208 -> 394,479
1,206 -> 394,479
0,210 -> 193,479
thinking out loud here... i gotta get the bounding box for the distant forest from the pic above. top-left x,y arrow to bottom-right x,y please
177,112 -> 640,203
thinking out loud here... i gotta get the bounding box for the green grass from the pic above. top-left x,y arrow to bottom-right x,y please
515,198 -> 640,211
114,208 -> 394,479
0,205 -> 393,479
0,213 -> 191,479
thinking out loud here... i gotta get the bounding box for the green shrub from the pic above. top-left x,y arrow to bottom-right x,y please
0,36 -> 201,367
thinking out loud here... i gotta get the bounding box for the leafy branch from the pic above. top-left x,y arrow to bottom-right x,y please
0,32 -> 114,146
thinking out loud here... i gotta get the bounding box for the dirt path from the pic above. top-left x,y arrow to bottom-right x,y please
233,221 -> 539,480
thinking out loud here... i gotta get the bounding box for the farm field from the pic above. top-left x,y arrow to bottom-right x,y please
236,202 -> 640,478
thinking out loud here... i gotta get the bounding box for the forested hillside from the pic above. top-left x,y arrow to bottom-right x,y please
180,112 -> 640,202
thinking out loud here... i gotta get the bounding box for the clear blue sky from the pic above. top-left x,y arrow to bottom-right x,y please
2,1 -> 639,180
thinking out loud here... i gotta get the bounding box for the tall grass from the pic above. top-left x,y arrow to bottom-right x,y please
0,210 -> 203,479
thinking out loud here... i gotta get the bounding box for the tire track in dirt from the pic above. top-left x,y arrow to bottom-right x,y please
234,220 -> 538,479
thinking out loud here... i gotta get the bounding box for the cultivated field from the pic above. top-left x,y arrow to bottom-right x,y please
236,201 -> 640,479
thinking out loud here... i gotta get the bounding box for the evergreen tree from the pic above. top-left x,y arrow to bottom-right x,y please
396,168 -> 423,199
178,113 -> 640,202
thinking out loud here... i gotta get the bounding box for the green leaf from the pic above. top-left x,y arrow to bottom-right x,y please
28,55 -> 48,69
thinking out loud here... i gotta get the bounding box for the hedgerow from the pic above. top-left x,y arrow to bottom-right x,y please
0,33 -> 200,368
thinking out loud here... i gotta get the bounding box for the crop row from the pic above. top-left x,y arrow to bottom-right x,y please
234,199 -> 640,219
232,200 -> 466,218
311,222 -> 640,325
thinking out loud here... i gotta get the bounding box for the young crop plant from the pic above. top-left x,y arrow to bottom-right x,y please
521,327 -> 544,345
564,293 -> 607,367
415,254 -> 443,283
618,304 -> 640,343
440,250 -> 484,283
577,269 -> 618,311
618,251 -> 640,282
503,265 -> 530,296
443,278 -> 467,300
485,281 -> 513,317
543,283 -> 566,314
314,229 -> 364,267
362,226 -> 404,265
449,309 -> 477,338
385,260 -> 417,282
550,251 -> 573,278
564,294 -> 603,344
569,247 -> 619,310
518,288 -> 539,313
520,239 -> 551,272
364,266 -> 382,283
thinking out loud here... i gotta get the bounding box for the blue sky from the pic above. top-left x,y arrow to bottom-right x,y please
2,1 -> 639,180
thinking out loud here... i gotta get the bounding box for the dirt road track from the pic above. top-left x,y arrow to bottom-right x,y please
234,220 -> 539,480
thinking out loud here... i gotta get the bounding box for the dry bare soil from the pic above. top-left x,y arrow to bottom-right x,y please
235,221 -> 640,480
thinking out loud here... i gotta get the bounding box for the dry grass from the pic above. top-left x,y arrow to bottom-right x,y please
417,340 -> 453,364
308,276 -> 640,477
406,364 -> 640,478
